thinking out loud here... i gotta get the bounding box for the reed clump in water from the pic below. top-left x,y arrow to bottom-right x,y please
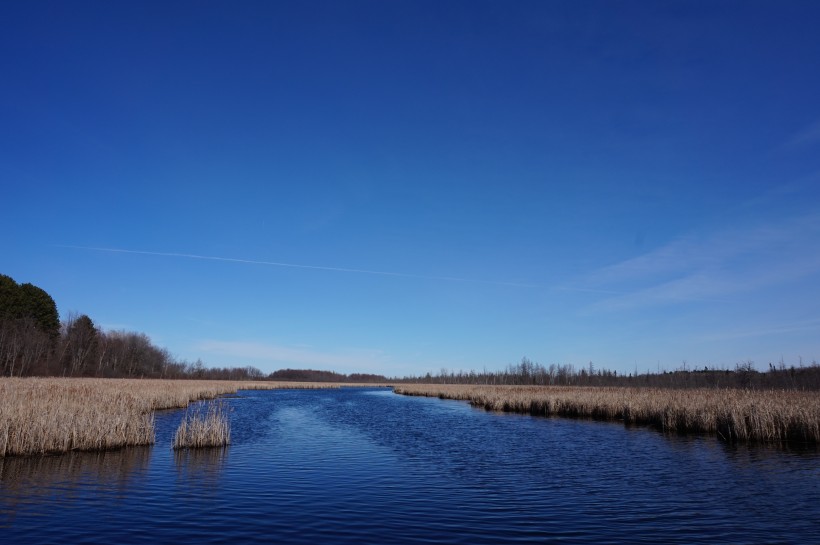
173,402 -> 230,449
393,384 -> 820,443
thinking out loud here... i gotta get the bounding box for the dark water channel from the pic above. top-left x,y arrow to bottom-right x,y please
2,387 -> 819,544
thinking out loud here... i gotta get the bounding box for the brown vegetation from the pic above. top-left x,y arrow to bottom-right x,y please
394,384 -> 820,443
0,378 -> 375,457
173,402 -> 231,449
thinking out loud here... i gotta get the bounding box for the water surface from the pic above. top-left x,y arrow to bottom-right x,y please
2,387 -> 818,544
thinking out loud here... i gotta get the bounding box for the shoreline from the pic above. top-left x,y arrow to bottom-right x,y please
393,383 -> 820,443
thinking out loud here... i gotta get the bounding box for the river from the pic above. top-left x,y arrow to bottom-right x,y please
1,387 -> 818,544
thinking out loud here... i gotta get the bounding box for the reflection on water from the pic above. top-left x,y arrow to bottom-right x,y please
718,438 -> 819,459
173,447 -> 228,484
1,388 -> 819,544
1,446 -> 151,494
0,447 -> 152,526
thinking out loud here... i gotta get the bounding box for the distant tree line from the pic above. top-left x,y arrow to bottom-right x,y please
397,357 -> 820,390
268,368 -> 387,383
6,274 -> 818,389
0,273 -> 265,379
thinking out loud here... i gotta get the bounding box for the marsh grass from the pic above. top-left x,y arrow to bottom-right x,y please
173,402 -> 231,449
0,378 -> 378,457
394,384 -> 820,443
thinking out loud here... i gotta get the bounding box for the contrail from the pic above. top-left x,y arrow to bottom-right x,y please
57,245 -> 539,288
553,285 -> 629,295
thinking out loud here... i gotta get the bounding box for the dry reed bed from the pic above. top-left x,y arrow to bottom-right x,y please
0,378 -> 373,457
393,384 -> 820,443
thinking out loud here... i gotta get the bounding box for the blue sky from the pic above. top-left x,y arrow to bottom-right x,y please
2,1 -> 820,377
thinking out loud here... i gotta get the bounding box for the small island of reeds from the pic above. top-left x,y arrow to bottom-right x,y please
173,402 -> 231,449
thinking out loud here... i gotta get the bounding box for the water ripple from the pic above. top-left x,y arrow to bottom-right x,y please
2,387 -> 819,544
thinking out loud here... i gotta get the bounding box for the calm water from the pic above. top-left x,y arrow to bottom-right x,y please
1,387 -> 819,544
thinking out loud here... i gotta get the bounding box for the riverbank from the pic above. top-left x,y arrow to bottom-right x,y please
0,378 -> 383,457
393,384 -> 820,443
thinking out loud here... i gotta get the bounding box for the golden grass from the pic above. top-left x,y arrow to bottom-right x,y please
173,401 -> 231,449
393,384 -> 820,443
0,378 -> 378,457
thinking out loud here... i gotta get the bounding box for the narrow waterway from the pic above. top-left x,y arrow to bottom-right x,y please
1,387 -> 818,544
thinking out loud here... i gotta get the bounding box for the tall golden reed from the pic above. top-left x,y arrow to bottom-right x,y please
394,384 -> 820,443
173,402 -> 231,449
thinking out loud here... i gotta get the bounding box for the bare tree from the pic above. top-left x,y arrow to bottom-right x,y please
62,313 -> 98,376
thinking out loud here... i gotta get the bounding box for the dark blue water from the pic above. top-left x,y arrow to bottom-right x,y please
2,387 -> 819,544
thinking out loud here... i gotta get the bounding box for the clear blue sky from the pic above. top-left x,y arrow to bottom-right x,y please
2,1 -> 819,377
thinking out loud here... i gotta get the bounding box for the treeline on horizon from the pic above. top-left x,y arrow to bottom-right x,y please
3,273 -> 819,389
396,357 -> 820,390
268,368 -> 387,383
1,274 -> 389,382
0,273 -> 266,380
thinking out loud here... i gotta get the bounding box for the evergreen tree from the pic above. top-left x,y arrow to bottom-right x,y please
0,275 -> 60,336
0,274 -> 23,319
19,283 -> 60,338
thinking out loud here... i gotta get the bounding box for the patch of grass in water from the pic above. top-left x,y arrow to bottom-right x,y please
173,401 -> 231,449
